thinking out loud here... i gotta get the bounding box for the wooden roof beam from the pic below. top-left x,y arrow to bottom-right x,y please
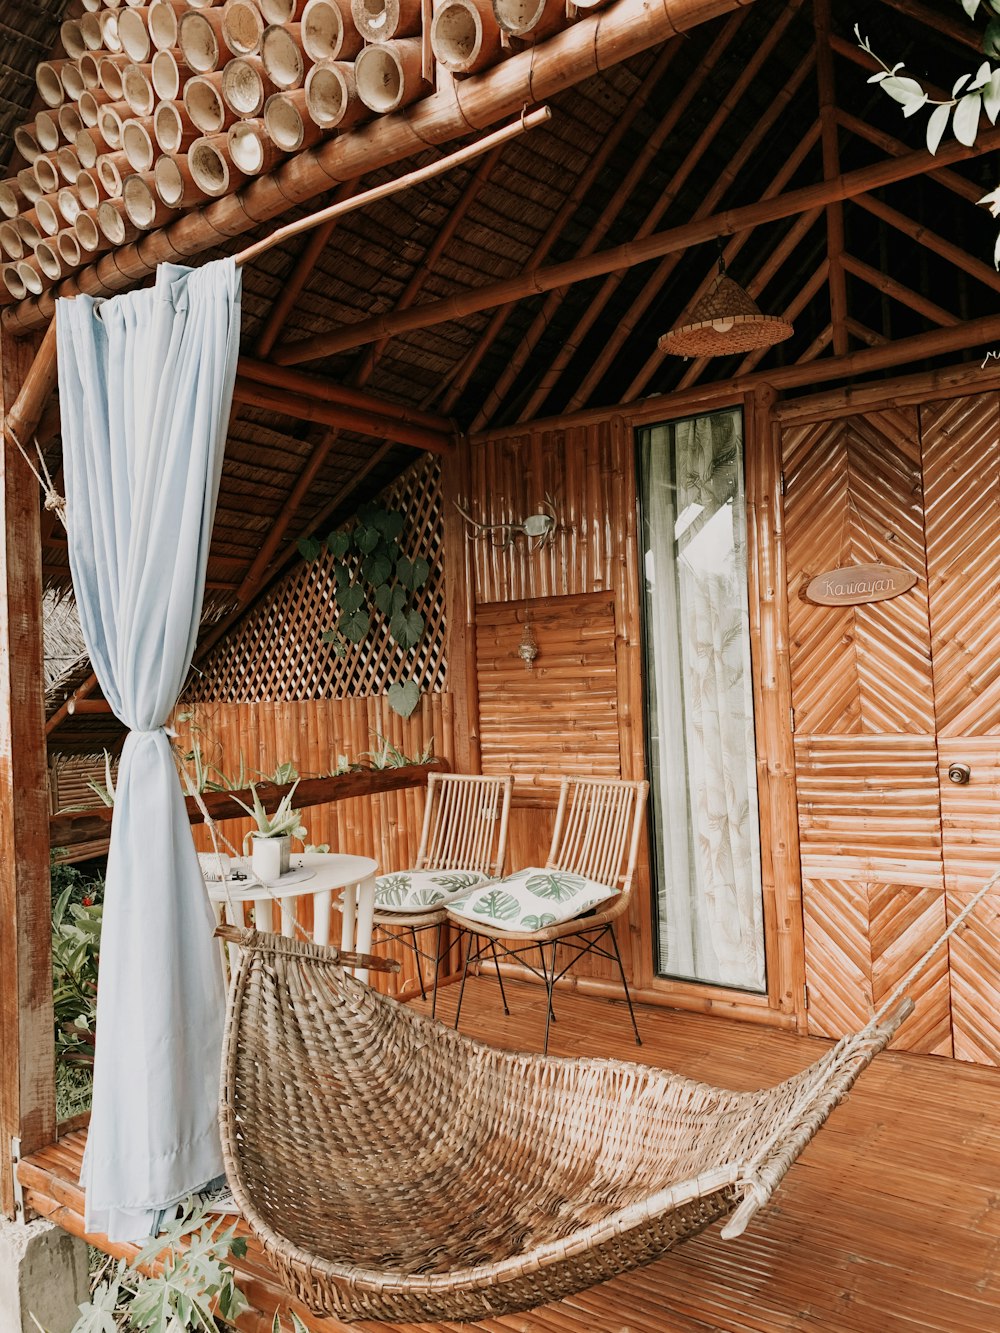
437,38 -> 684,416
734,258 -> 830,376
560,47 -> 816,414
815,0 -> 848,356
4,0 -> 746,337
516,3 -> 809,425
852,193 -> 1000,295
837,112 -> 983,206
845,317 -> 889,347
840,252 -> 960,327
797,322 -> 834,362
276,126 -> 1000,364
464,8 -> 752,431
876,0 -> 984,54
237,359 -> 454,434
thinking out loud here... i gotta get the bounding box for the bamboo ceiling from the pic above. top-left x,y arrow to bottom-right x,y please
3,0 -> 995,749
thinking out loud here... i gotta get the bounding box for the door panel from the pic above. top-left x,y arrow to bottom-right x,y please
947,891 -> 1000,1065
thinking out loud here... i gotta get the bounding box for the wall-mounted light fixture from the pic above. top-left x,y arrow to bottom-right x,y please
518,618 -> 538,671
454,495 -> 558,550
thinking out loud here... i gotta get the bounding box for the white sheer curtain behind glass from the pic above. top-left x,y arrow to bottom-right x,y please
640,409 -> 766,991
56,258 -> 242,1241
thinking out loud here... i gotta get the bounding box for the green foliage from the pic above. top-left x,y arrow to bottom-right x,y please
51,860 -> 104,1069
230,780 -> 307,841
34,1201 -> 250,1333
362,732 -> 435,770
857,8 -> 1000,263
83,751 -> 116,808
271,1312 -> 312,1333
298,502 -> 431,716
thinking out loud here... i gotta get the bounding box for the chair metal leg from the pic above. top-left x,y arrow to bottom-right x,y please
454,931 -> 474,1030
430,921 -> 444,1021
538,946 -> 556,1022
488,939 -> 510,1015
409,925 -> 427,1001
542,942 -> 558,1055
608,924 -> 642,1046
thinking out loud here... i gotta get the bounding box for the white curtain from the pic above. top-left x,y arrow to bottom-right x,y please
643,410 -> 766,992
56,258 -> 242,1241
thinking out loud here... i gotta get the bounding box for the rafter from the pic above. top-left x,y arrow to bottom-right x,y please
522,5 -> 810,423
238,359 -> 454,433
815,0 -> 848,356
846,317 -> 889,347
840,252 -> 959,327
877,0 -> 983,54
837,111 -> 983,206
797,323 -> 834,362
734,258 -> 829,376
853,193 -> 1000,295
464,9 -> 751,431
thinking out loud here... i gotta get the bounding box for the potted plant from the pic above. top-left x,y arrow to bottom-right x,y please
231,780 -> 307,882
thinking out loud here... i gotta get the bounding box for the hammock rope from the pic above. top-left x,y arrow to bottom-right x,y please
6,425 -> 67,528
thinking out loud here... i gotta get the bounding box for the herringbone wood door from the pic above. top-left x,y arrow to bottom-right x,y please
785,394 -> 1000,1063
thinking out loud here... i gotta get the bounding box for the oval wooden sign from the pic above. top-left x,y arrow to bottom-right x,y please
805,563 -> 917,607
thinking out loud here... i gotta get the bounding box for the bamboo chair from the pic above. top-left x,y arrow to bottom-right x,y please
370,772 -> 513,1015
449,776 -> 649,1053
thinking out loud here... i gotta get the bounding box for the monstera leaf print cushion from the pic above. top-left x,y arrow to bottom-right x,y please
374,869 -> 491,913
447,867 -> 618,931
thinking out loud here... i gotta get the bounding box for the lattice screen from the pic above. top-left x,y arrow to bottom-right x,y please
192,456 -> 446,703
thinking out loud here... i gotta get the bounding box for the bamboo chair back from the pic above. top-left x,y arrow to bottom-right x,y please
546,777 -> 648,899
415,772 -> 513,877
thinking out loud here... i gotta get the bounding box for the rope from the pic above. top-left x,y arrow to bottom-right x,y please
6,425 -> 67,528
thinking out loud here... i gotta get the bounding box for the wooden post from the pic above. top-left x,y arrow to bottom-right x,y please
814,0 -> 848,356
0,325 -> 56,1217
440,435 -> 481,773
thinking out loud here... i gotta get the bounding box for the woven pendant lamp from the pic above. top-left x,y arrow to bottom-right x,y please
658,260 -> 793,358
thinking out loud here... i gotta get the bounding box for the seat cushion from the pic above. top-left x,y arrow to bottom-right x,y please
374,869 -> 492,914
447,867 -> 618,932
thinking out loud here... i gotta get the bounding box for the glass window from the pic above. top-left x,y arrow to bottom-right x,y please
639,408 -> 766,992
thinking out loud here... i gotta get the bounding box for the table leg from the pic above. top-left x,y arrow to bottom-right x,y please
313,889 -> 332,947
354,875 -> 376,985
340,882 -> 357,958
280,897 -> 295,938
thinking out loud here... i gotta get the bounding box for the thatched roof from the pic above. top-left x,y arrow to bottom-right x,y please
3,0 -> 994,750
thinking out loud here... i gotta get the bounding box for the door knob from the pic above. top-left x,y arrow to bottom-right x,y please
948,762 -> 972,785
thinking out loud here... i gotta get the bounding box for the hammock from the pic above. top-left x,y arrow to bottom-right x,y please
218,925 -> 917,1324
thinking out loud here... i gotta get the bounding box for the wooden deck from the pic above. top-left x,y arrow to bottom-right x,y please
19,977 -> 1000,1332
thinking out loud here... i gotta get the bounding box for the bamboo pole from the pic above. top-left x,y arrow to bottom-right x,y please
221,0 -> 267,56
355,40 -> 425,114
3,0 -> 738,332
837,110 -> 983,206
238,357 -> 454,430
272,122 -> 1000,364
302,0 -> 363,61
229,377 -> 453,449
815,0 -> 848,356
260,22 -> 307,89
431,0 -> 502,75
853,192 -> 1000,295
840,252 -> 958,327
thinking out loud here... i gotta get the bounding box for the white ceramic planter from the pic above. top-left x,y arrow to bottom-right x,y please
251,832 -> 291,882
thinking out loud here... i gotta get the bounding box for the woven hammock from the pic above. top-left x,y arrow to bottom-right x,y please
219,927 -> 913,1324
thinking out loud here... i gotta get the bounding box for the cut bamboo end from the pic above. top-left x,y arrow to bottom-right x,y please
491,0 -> 563,37
13,213 -> 42,251
262,90 -> 321,151
76,170 -> 106,211
355,39 -> 424,113
431,0 -> 501,73
61,64 -> 87,102
228,118 -> 285,174
0,222 -> 25,261
35,63 -> 66,110
2,263 -> 28,300
96,197 -> 139,246
75,210 -> 111,254
78,53 -> 102,91
261,24 -> 306,89
123,64 -> 157,116
98,105 -> 128,151
188,135 -> 249,197
60,20 -> 87,61
304,60 -> 365,130
350,0 -> 421,42
79,14 -> 104,52
78,90 -> 114,129
98,55 -> 130,100
222,0 -> 267,56
33,113 -> 62,155
149,0 -> 184,51
101,11 -> 124,55
118,10 -> 153,64
154,153 -> 209,208
15,256 -> 46,295
302,0 -> 363,61
57,105 -> 85,144
57,187 -> 83,226
96,152 -> 132,198
261,0 -> 310,21
154,101 -> 199,153
78,0 -> 101,11
54,228 -> 83,270
13,128 -> 40,166
35,238 -> 67,281
15,170 -> 42,206
32,157 -> 61,197
0,181 -> 26,219
75,130 -> 111,170
33,198 -> 63,239
185,74 -> 237,134
55,149 -> 82,185
123,172 -> 177,229
222,56 -> 275,117
179,10 -> 226,73
122,119 -> 156,172
151,49 -> 190,101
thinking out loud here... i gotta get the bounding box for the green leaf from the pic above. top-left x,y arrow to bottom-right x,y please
326,529 -> 351,558
389,607 -> 424,649
964,0 -> 981,18
986,18 -> 1000,58
373,508 -> 404,540
356,500 -> 381,526
396,555 -> 430,589
953,90 -> 983,145
356,524 -> 381,553
926,102 -> 951,153
320,628 -> 339,644
297,535 -> 323,562
387,679 -> 420,718
336,583 -> 365,613
985,68 -> 1000,123
362,550 -> 393,586
341,608 -> 370,643
373,582 -> 406,616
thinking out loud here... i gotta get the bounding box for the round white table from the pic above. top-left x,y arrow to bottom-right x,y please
204,850 -> 379,981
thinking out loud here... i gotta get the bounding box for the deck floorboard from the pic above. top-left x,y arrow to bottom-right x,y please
19,977 -> 1000,1332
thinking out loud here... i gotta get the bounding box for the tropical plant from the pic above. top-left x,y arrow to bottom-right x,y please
857,4 -> 1000,262
298,500 -> 429,717
33,1200 -> 250,1333
230,780 -> 307,842
362,732 -> 435,770
84,751 -> 116,808
51,881 -> 102,1068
